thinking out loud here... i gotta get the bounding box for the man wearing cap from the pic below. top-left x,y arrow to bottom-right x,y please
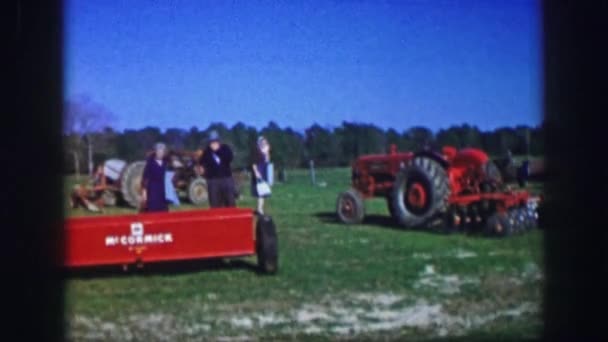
141,142 -> 169,212
199,130 -> 236,208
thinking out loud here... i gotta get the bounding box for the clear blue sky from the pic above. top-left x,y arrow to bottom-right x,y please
64,0 -> 542,132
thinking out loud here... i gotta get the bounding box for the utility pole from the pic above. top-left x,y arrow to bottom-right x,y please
86,134 -> 93,176
309,160 -> 316,186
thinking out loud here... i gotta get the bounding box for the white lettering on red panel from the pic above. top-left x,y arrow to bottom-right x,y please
104,222 -> 173,247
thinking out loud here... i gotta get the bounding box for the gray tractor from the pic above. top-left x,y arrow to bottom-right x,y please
102,151 -> 209,208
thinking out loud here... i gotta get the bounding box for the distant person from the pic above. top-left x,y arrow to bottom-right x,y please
250,136 -> 272,215
199,130 -> 236,208
140,142 -> 169,212
506,149 -> 514,165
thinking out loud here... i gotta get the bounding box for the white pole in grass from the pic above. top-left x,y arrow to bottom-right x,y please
84,134 -> 93,176
309,160 -> 316,185
279,167 -> 287,183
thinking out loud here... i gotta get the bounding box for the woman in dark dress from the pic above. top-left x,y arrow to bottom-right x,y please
140,142 -> 169,212
250,136 -> 271,215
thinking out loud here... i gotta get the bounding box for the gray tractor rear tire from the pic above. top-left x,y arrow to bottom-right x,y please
120,161 -> 146,208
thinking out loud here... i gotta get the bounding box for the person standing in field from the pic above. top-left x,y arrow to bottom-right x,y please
250,136 -> 272,215
140,142 -> 169,212
199,130 -> 236,208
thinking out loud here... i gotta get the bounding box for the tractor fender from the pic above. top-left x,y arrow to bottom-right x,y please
412,151 -> 449,169
103,159 -> 127,182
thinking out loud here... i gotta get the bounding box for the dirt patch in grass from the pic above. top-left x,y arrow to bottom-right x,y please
412,265 -> 481,295
68,289 -> 541,340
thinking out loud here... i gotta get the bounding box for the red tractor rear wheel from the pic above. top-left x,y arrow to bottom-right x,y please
391,157 -> 450,228
336,189 -> 365,224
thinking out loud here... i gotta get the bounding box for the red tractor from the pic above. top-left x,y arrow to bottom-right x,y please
336,145 -> 541,236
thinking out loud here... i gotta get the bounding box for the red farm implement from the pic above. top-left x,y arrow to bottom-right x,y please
336,145 -> 541,236
64,208 -> 278,273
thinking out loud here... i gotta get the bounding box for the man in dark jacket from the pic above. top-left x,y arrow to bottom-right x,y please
199,130 -> 236,208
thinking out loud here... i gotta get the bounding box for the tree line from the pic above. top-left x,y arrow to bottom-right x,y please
64,121 -> 544,175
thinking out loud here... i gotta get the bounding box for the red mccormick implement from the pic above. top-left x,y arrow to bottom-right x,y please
336,145 -> 541,236
65,208 -> 278,273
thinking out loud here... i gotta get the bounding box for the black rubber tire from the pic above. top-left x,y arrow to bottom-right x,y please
391,156 -> 450,228
120,161 -> 146,208
256,215 -> 278,275
386,195 -> 397,221
102,190 -> 117,207
336,189 -> 365,224
187,177 -> 208,205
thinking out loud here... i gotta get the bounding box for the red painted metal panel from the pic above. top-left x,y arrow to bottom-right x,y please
65,208 -> 256,268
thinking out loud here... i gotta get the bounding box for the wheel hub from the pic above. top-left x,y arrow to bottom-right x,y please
495,222 -> 503,233
341,198 -> 355,217
407,182 -> 427,209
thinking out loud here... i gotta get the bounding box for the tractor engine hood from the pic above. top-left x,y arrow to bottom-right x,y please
451,148 -> 489,168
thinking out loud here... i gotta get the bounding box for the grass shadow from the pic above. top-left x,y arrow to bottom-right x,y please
315,211 -> 398,228
314,211 -> 490,237
64,257 -> 260,279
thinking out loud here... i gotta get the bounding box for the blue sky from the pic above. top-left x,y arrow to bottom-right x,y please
64,0 -> 542,132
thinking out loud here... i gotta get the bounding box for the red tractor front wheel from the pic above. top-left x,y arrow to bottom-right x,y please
336,189 -> 365,224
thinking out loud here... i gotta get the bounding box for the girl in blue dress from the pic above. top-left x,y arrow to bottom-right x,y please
250,136 -> 272,215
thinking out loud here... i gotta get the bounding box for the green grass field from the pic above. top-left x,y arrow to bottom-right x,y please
65,168 -> 544,341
